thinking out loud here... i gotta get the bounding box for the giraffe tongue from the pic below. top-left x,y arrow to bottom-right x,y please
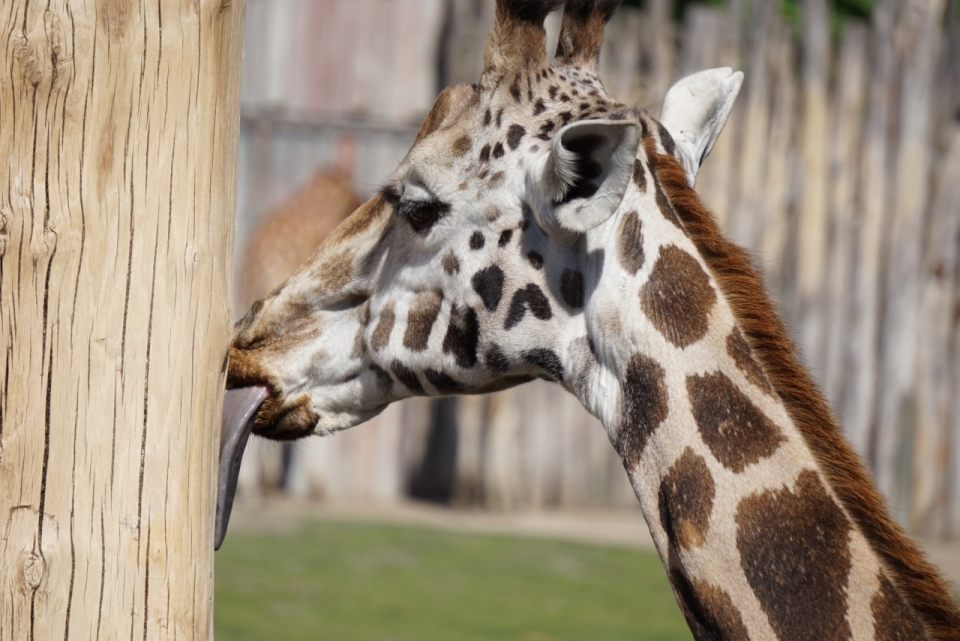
215,386 -> 270,550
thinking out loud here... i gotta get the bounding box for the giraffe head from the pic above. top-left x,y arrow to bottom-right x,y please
217,0 -> 741,545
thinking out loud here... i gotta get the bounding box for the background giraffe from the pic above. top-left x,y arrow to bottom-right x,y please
219,1 -> 960,637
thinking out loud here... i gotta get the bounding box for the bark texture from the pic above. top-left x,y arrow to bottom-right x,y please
0,1 -> 245,639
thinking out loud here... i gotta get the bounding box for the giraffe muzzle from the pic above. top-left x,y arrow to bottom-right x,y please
215,385 -> 270,550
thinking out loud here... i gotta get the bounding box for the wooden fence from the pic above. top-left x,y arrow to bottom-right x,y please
234,0 -> 960,537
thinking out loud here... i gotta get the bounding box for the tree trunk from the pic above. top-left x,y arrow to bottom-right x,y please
0,1 -> 245,639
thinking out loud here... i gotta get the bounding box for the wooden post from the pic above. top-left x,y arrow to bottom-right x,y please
821,22 -> 868,411
843,0 -> 896,455
794,0 -> 831,373
647,0 -> 675,108
730,0 -> 772,250
911,125 -> 960,535
0,1 -> 245,639
874,0 -> 946,515
757,15 -> 796,296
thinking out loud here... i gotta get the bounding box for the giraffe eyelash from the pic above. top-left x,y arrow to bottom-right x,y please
397,199 -> 450,234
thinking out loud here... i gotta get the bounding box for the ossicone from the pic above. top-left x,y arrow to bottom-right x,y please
555,0 -> 621,68
481,0 -> 564,86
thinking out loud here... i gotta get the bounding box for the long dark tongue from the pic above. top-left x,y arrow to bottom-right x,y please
215,386 -> 270,550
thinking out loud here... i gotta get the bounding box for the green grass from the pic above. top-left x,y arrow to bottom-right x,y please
215,520 -> 692,641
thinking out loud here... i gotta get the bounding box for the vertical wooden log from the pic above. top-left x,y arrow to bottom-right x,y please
452,395 -> 489,505
875,0 -> 946,514
599,6 -> 644,105
822,23 -> 869,411
947,4 -> 960,131
0,1 -> 245,639
912,127 -> 960,535
483,388 -> 522,510
647,0 -> 675,108
950,161 -> 960,538
397,396 -> 435,493
729,0 -> 772,250
758,16 -> 797,297
440,0 -> 495,88
679,6 -> 721,78
843,0 -> 896,455
794,0 -> 831,375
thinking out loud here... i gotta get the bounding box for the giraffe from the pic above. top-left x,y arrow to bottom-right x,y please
238,167 -> 360,313
217,1 -> 960,638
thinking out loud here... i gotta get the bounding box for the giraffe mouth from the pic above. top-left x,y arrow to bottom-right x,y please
215,385 -> 270,550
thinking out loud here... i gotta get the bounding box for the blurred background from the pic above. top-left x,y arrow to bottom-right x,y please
230,0 -> 960,541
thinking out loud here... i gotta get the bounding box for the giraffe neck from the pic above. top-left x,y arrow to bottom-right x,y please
594,287 -> 892,639
567,139 -> 951,639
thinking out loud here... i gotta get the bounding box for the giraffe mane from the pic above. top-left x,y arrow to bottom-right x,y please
651,146 -> 960,640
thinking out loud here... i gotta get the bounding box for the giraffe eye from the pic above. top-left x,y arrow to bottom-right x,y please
397,199 -> 449,234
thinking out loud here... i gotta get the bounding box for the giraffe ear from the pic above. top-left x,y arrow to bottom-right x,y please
659,67 -> 743,186
538,119 -> 642,236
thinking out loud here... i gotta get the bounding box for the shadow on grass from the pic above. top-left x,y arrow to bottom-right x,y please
215,520 -> 692,641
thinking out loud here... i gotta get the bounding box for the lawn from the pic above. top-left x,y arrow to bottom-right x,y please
215,520 -> 692,641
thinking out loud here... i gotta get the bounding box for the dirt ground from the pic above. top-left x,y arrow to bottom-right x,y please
227,497 -> 960,589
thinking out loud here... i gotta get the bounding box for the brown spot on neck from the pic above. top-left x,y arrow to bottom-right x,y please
727,328 -> 773,394
616,210 -> 645,275
658,448 -> 715,550
735,470 -> 852,641
640,245 -> 716,348
643,136 -> 683,229
686,371 -> 785,473
632,158 -> 647,193
614,352 -> 668,467
669,568 -> 750,641
873,575 -> 930,641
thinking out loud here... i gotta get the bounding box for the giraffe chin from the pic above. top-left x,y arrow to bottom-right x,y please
215,385 -> 270,551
